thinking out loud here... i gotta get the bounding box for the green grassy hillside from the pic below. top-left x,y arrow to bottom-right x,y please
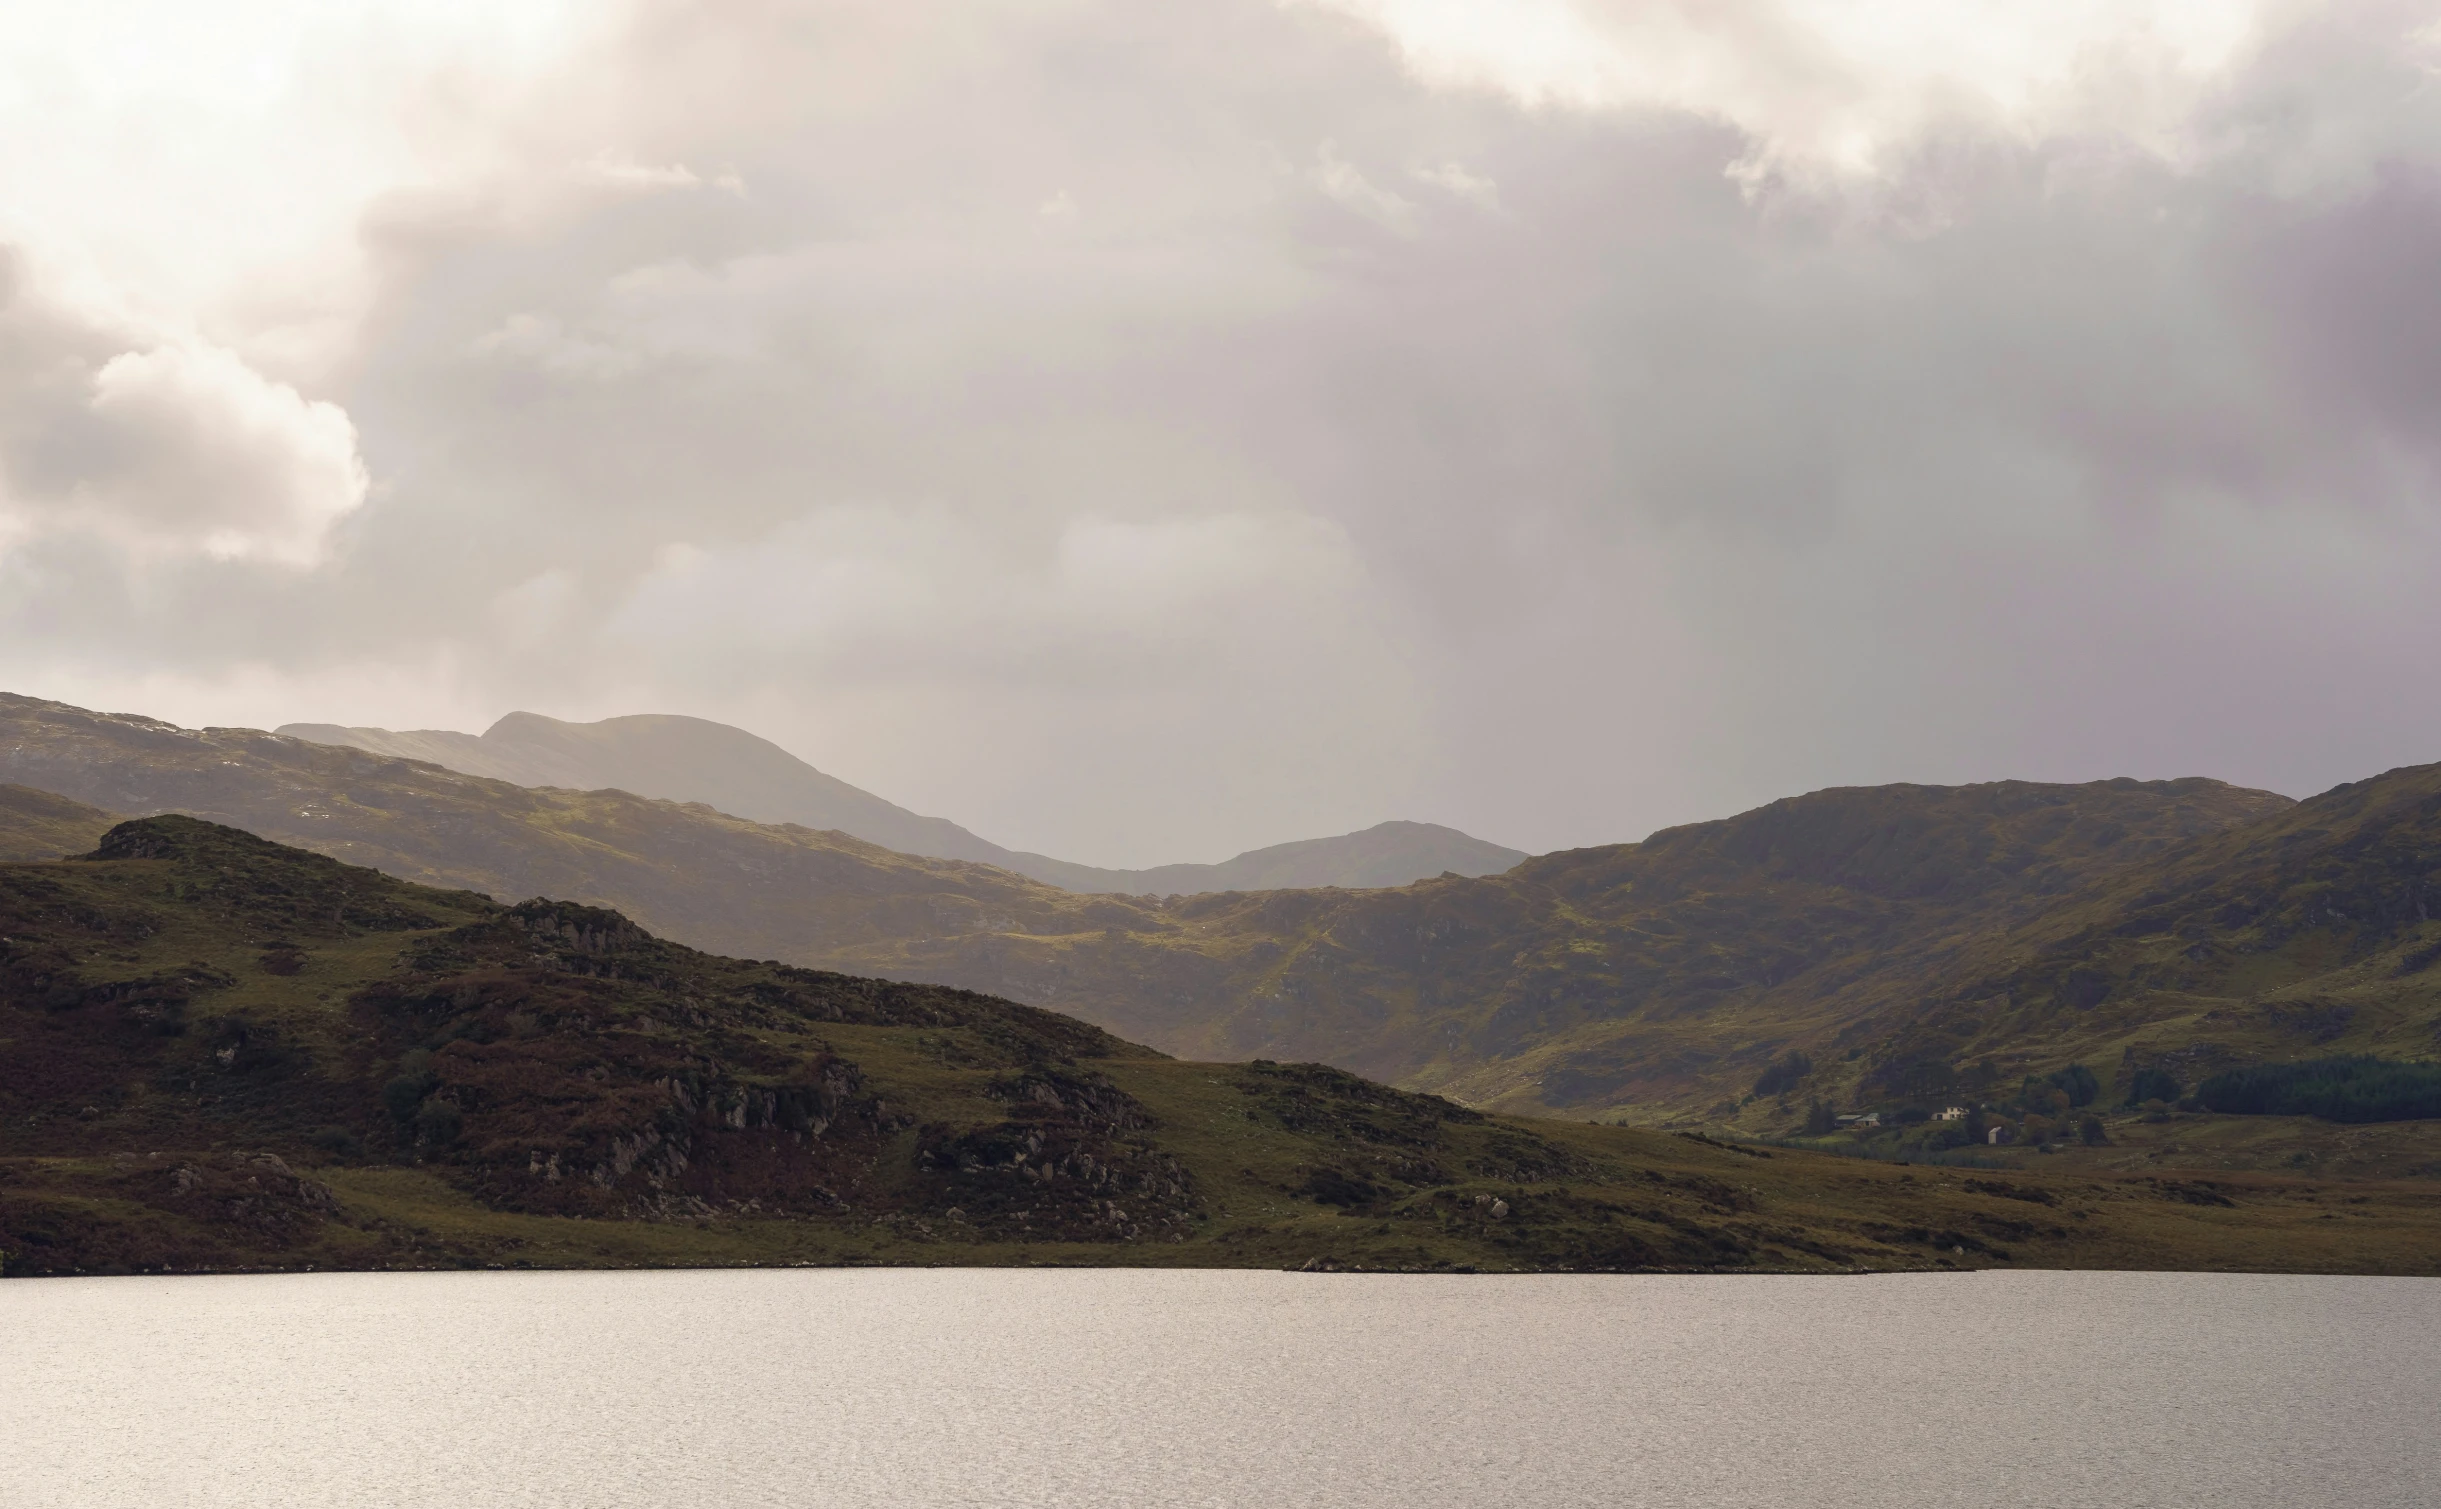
15,693 -> 2374,1132
278,711 -> 1016,872
1,691 -> 1154,961
6,815 -> 2436,1278
0,784 -> 118,861
1823,762 -> 2441,1124
842,777 -> 2300,1110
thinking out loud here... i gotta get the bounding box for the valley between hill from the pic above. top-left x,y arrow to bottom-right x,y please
278,711 -> 1526,894
8,692 -> 2441,1159
5,816 -> 2435,1278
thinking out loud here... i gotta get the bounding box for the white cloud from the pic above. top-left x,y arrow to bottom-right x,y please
1299,0 -> 2271,185
1313,142 -> 1419,229
0,0 -> 618,381
491,567 -> 581,647
574,153 -> 704,192
608,506 -> 1400,680
6,0 -> 2441,867
471,312 -> 646,380
78,343 -> 367,567
1412,160 -> 1502,209
0,269 -> 367,568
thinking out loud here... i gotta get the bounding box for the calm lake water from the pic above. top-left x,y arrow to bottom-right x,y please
3,1268 -> 2434,1508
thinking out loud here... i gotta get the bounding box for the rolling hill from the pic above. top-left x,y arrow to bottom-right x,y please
3,692 -> 1151,966
278,712 -> 1527,894
832,776 -> 2314,1111
276,712 -> 1006,870
13,692 -> 2440,1147
880,762 -> 2441,1143
0,785 -> 115,862
1844,762 -> 2441,1117
6,814 -> 2432,1277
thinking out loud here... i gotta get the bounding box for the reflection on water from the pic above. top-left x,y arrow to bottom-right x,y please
3,1268 -> 2435,1508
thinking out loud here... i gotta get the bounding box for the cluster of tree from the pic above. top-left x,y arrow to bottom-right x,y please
1797,1061 -> 2114,1153
2046,1064 -> 2099,1107
2122,1066 -> 2183,1108
381,1047 -> 462,1148
2197,1057 -> 2441,1124
2009,1113 -> 2108,1147
1753,1051 -> 1815,1098
1788,1050 -> 2441,1139
1983,1065 -> 2097,1122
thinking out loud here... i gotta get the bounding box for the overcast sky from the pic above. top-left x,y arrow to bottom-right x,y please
3,0 -> 2439,867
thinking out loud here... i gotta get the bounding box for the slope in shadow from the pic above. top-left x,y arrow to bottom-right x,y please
10,812 -> 2431,1278
37,691 -> 2424,1135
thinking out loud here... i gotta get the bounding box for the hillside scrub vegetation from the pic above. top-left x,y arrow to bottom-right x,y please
2124,1067 -> 2183,1107
11,692 -> 2441,1156
7,816 -> 2440,1277
1753,1051 -> 1815,1098
2198,1058 -> 2441,1124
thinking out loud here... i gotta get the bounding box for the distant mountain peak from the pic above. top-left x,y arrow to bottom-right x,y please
275,711 -> 1528,894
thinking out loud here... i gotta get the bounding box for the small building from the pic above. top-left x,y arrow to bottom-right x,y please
1934,1106 -> 1969,1122
1988,1125 -> 2014,1146
1836,1112 -> 1881,1128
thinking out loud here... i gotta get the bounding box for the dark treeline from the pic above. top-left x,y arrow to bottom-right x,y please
2197,1057 -> 2441,1124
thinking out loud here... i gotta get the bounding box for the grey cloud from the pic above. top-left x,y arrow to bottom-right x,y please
0,252 -> 366,569
7,0 -> 2441,865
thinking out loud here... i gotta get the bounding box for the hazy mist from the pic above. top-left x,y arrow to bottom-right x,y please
4,0 -> 2439,866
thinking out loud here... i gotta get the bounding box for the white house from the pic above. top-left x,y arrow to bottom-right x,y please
1934,1106 -> 1969,1122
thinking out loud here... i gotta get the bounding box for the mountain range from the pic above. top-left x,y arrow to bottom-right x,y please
8,810 -> 2430,1277
276,713 -> 1527,894
6,690 -> 2440,1154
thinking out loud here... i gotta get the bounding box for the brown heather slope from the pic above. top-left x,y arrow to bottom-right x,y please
4,693 -> 2331,1125
6,815 -> 2435,1278
856,778 -> 2300,1115
1816,762 -> 2441,1121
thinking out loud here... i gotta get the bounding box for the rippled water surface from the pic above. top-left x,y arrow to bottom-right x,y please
4,1268 -> 2436,1508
